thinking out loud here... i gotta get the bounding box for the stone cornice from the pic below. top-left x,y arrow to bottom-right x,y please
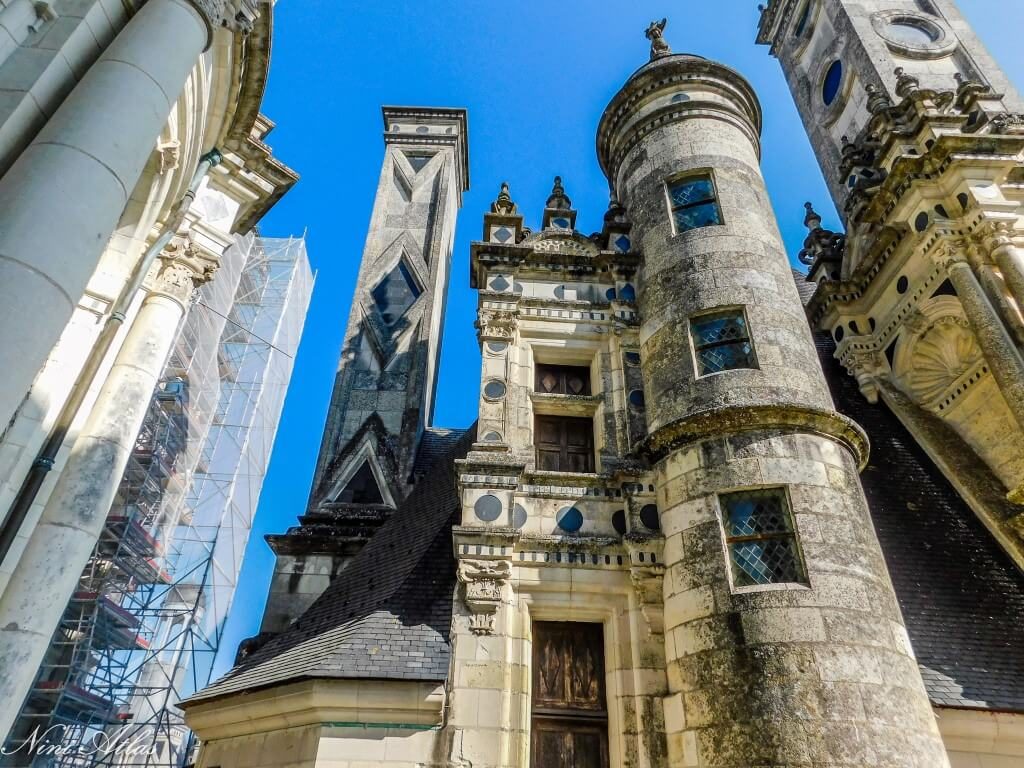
218,3 -> 300,234
597,54 -> 762,182
182,678 -> 444,739
639,404 -> 870,470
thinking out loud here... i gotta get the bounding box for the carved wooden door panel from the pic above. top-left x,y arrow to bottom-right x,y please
531,622 -> 608,768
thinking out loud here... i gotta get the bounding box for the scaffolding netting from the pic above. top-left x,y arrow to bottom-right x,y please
3,234 -> 313,768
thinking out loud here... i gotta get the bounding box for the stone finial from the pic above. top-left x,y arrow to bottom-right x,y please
645,18 -> 671,60
490,181 -> 517,215
803,202 -> 822,231
865,83 -> 892,115
894,67 -> 920,98
546,176 -> 572,210
604,193 -> 629,225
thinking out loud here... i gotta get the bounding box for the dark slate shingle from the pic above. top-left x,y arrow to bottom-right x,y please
183,425 -> 475,705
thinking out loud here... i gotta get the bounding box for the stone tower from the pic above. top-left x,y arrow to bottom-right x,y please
596,26 -> 951,768
256,107 -> 469,635
758,1 -> 1024,560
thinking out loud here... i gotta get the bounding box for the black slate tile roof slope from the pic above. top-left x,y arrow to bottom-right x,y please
414,427 -> 470,475
183,425 -> 475,705
815,331 -> 1024,711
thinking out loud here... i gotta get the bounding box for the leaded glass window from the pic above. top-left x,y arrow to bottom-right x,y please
720,489 -> 805,587
690,309 -> 756,375
667,174 -> 722,233
371,260 -> 421,326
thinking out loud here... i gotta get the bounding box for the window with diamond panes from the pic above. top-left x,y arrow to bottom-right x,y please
668,174 -> 722,233
371,260 -> 421,326
720,489 -> 806,587
690,310 -> 756,375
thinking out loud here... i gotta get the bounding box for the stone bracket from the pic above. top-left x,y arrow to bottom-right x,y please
457,558 -> 511,635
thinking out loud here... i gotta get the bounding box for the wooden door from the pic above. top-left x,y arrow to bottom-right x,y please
531,622 -> 608,768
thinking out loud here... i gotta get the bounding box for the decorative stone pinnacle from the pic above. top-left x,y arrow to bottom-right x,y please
894,67 -> 920,98
803,202 -> 822,231
645,18 -> 671,60
865,83 -> 892,114
490,181 -> 517,215
546,176 -> 572,210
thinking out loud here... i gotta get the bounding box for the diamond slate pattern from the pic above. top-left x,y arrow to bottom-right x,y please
183,426 -> 475,705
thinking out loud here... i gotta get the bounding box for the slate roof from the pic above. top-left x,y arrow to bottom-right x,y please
815,330 -> 1024,712
183,425 -> 474,706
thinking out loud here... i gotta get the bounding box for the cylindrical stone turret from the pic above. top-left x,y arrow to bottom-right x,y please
598,53 -> 950,767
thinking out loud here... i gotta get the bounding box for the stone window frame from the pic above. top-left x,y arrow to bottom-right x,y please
869,9 -> 957,60
809,42 -> 853,127
522,600 -> 631,768
788,0 -> 818,49
527,341 -> 605,474
715,486 -> 810,594
664,169 -> 724,236
687,305 -> 759,378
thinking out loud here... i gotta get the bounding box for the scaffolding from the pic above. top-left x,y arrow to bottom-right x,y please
3,235 -> 314,768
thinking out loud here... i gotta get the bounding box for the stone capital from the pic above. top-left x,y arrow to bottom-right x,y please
145,235 -> 219,307
979,220 -> 1017,255
929,240 -> 970,271
186,0 -> 260,38
457,558 -> 511,635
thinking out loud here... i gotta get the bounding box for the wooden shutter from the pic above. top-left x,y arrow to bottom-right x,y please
534,416 -> 594,473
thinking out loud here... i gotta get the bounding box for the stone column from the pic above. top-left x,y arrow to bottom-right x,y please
938,246 -> 1024,430
0,238 -> 216,741
984,224 -> 1024,309
0,0 -> 244,431
597,50 -> 950,767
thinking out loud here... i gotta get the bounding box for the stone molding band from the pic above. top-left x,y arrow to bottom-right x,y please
639,403 -> 871,469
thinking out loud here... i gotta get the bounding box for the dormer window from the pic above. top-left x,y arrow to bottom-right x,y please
667,174 -> 722,233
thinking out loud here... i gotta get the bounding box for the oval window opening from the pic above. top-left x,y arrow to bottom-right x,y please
822,61 -> 843,106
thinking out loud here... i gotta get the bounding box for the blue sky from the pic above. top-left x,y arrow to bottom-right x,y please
213,0 -> 1024,678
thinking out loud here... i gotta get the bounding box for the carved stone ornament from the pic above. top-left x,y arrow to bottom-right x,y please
187,0 -> 260,35
896,313 -> 983,411
842,350 -> 887,404
987,112 -> 1024,136
476,309 -> 517,341
645,18 -> 671,60
157,139 -> 181,174
145,236 -> 219,307
457,559 -> 511,635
